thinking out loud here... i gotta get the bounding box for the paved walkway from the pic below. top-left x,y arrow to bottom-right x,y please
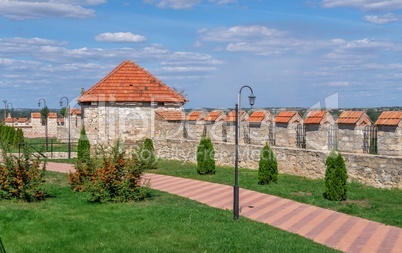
45,162 -> 402,253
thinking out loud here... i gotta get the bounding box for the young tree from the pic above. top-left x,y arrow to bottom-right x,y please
137,138 -> 157,170
323,151 -> 348,201
77,126 -> 91,163
196,137 -> 216,175
258,143 -> 278,185
60,106 -> 67,118
14,128 -> 24,147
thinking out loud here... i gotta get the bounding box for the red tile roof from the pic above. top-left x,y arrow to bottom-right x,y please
304,111 -> 327,124
155,110 -> 185,121
275,111 -> 297,124
248,110 -> 268,123
375,111 -> 402,126
186,111 -> 205,121
225,110 -> 247,122
5,117 -> 16,123
31,112 -> 41,119
70,108 -> 82,115
78,60 -> 187,103
48,112 -> 57,119
204,110 -> 225,122
337,111 -> 366,124
16,118 -> 29,123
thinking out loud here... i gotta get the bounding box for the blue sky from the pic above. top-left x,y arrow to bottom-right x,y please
1,0 -> 402,109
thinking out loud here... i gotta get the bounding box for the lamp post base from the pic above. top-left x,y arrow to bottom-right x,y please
234,185 -> 239,220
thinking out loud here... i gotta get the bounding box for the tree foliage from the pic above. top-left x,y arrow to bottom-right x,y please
136,138 -> 157,170
323,151 -> 348,201
68,139 -> 150,202
196,137 -> 216,175
0,142 -> 46,201
77,126 -> 90,163
258,143 -> 278,185
0,125 -> 23,146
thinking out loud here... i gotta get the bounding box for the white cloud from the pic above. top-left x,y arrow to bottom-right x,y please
363,13 -> 402,24
199,25 -> 285,42
0,0 -> 103,20
327,81 -> 349,86
159,66 -> 217,72
143,0 -> 201,9
144,0 -> 235,9
321,0 -> 402,11
209,0 -> 236,4
95,32 -> 147,43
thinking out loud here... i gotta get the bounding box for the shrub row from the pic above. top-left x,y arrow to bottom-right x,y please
0,125 -> 24,147
68,138 -> 155,202
0,142 -> 46,201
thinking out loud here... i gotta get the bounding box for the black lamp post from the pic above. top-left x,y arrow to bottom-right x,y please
7,102 -> 13,127
60,96 -> 71,159
234,85 -> 256,220
2,99 -> 6,124
38,98 -> 48,151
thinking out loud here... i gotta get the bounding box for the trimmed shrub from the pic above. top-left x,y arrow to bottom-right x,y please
196,137 -> 216,175
0,142 -> 47,201
77,126 -> 91,163
258,143 -> 278,185
14,128 -> 24,147
68,139 -> 150,202
323,151 -> 348,201
67,160 -> 94,192
136,138 -> 157,170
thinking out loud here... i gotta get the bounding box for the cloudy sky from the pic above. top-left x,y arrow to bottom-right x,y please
1,0 -> 402,109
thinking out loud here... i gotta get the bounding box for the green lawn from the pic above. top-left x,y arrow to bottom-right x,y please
13,137 -> 78,153
151,159 -> 402,228
0,171 -> 339,252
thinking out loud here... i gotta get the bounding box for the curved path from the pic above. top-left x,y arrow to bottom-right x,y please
46,162 -> 402,253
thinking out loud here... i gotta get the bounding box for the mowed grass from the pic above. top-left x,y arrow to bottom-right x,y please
153,159 -> 402,228
0,171 -> 338,253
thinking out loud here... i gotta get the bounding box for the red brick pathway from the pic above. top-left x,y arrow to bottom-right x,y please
45,162 -> 402,253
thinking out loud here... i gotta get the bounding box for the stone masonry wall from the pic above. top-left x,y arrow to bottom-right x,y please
153,138 -> 402,189
377,126 -> 402,156
337,126 -> 365,153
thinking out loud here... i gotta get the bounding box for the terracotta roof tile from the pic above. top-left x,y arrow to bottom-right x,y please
304,111 -> 326,124
225,110 -> 247,122
78,60 -> 187,104
5,117 -> 17,123
48,112 -> 57,119
204,110 -> 225,122
186,111 -> 205,121
275,111 -> 297,124
31,112 -> 41,119
155,110 -> 185,121
375,111 -> 402,126
248,110 -> 268,123
337,111 -> 364,124
16,118 -> 29,123
70,108 -> 82,115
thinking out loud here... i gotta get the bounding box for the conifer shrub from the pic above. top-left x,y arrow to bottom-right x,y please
323,150 -> 348,201
136,138 -> 157,170
14,128 -> 24,147
0,142 -> 46,201
196,137 -> 216,175
258,143 -> 278,185
77,126 -> 91,163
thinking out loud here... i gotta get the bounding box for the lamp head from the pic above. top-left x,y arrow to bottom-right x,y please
59,100 -> 63,107
38,102 -> 41,107
248,93 -> 256,107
